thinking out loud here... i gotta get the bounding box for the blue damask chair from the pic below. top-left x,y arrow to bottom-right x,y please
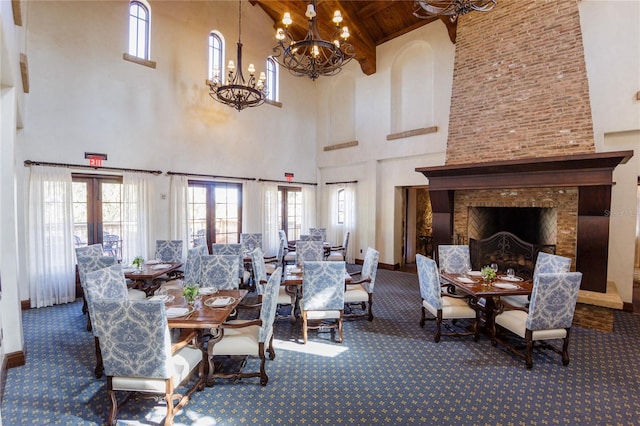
344,246 -> 379,321
417,254 -> 479,343
91,299 -> 205,425
211,243 -> 250,286
295,241 -> 324,265
252,248 -> 296,322
301,261 -> 346,344
240,233 -> 263,253
199,255 -> 240,290
492,271 -> 583,369
437,245 -> 471,274
308,227 -> 327,242
327,232 -> 350,261
155,240 -> 184,262
279,230 -> 296,265
157,245 -> 209,293
208,267 -> 283,386
502,252 -> 572,308
83,263 -> 144,378
75,244 -> 107,315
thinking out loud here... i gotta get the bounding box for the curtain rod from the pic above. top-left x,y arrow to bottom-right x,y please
24,160 -> 163,175
166,171 -> 255,181
325,180 -> 358,185
256,178 -> 317,186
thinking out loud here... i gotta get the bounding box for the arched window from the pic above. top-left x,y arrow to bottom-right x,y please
266,56 -> 279,102
209,31 -> 224,81
128,1 -> 150,60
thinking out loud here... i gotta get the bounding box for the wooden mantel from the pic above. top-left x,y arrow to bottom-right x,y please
415,151 -> 634,293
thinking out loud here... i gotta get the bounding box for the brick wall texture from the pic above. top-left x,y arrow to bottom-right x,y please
445,0 -> 595,164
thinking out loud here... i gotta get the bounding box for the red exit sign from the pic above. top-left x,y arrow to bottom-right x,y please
88,156 -> 102,166
85,152 -> 107,167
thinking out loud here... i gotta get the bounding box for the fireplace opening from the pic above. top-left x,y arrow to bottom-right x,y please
468,207 -> 557,245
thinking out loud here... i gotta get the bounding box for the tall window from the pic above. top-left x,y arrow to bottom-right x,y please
266,56 -> 279,102
72,175 -> 124,259
209,31 -> 224,81
337,188 -> 345,224
187,181 -> 242,248
128,1 -> 150,60
278,186 -> 302,241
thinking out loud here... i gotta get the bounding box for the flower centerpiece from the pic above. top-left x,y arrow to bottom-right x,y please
183,284 -> 199,305
481,265 -> 497,283
132,256 -> 144,270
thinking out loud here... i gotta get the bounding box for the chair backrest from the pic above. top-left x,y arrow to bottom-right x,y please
438,245 -> 470,274
200,254 -> 240,290
92,299 -> 172,379
275,236 -> 285,267
155,240 -> 183,263
302,261 -> 345,311
251,248 -> 268,296
240,233 -> 263,253
296,241 -> 324,264
278,230 -> 288,247
309,227 -> 326,242
299,235 -> 310,241
84,263 -> 129,336
342,232 -> 350,251
183,245 -> 209,285
416,254 -> 442,310
211,243 -> 244,280
360,247 -> 380,293
75,243 -> 104,259
77,255 -> 117,289
526,272 -> 583,331
258,267 -> 283,343
533,252 -> 572,278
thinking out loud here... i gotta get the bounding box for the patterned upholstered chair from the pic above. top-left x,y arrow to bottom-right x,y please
208,267 -> 282,386
91,299 -> 205,425
157,245 -> 209,293
437,245 -> 471,274
199,255 -> 240,290
279,230 -> 296,265
155,240 -> 184,262
252,248 -> 296,322
344,246 -> 379,321
327,232 -> 350,261
75,244 -> 107,315
502,252 -> 572,308
211,243 -> 250,286
309,227 -> 327,242
240,233 -> 263,253
264,236 -> 285,276
492,271 -> 583,369
417,254 -> 479,343
301,261 -> 346,344
83,263 -> 142,378
295,241 -> 324,265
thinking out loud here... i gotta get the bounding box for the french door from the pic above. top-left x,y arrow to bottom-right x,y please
278,186 -> 302,242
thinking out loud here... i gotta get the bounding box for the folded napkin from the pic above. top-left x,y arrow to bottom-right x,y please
151,264 -> 171,270
165,307 -> 189,317
210,297 -> 232,307
456,277 -> 475,284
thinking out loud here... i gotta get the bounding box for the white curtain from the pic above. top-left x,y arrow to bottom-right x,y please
243,180 -> 261,233
261,182 -> 280,256
122,172 -> 154,264
325,183 -> 357,263
28,167 -> 76,308
301,185 -> 317,235
343,183 -> 357,263
169,174 -> 189,258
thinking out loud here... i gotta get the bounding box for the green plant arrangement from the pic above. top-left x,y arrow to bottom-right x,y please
183,284 -> 199,304
481,265 -> 497,282
132,256 -> 144,269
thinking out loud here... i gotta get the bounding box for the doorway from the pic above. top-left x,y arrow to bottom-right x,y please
402,186 -> 433,273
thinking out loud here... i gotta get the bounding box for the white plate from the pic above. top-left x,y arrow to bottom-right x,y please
500,275 -> 523,282
467,271 -> 482,277
204,296 -> 236,308
148,294 -> 174,303
455,276 -> 476,284
151,263 -> 172,270
494,282 -> 519,290
199,287 -> 218,296
165,306 -> 194,318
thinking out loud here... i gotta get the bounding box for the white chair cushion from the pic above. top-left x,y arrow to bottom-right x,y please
127,289 -> 147,300
210,320 -> 262,357
265,263 -> 276,275
422,296 -> 476,319
501,295 -> 529,308
326,251 -> 344,261
305,310 -> 342,320
344,284 -> 368,303
284,252 -> 296,262
112,345 -> 202,393
277,286 -> 294,305
495,309 -> 568,340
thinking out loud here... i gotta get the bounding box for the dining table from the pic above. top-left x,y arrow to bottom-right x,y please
156,287 -> 248,386
439,271 -> 533,331
123,261 -> 183,295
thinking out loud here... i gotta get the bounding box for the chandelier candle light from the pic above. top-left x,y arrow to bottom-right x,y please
413,0 -> 497,22
273,0 -> 355,80
209,0 -> 267,111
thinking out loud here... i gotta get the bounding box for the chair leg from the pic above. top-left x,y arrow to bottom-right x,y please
302,311 -> 308,344
267,334 -> 276,360
164,390 -> 175,426
367,294 -> 374,321
525,329 -> 534,369
107,377 -> 118,426
336,317 -> 343,343
420,306 -> 426,327
434,311 -> 443,343
94,336 -> 104,379
259,343 -> 269,386
562,328 -> 571,366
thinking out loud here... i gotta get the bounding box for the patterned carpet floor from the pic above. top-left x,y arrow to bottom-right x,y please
3,268 -> 640,425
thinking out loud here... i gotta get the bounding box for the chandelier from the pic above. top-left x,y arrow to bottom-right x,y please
413,0 -> 497,22
209,0 -> 266,111
272,0 -> 355,81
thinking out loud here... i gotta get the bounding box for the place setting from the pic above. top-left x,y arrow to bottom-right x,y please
204,296 -> 236,308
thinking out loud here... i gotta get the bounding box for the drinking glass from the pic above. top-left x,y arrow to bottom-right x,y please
490,263 -> 499,273
506,268 -> 515,278
465,263 -> 472,276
